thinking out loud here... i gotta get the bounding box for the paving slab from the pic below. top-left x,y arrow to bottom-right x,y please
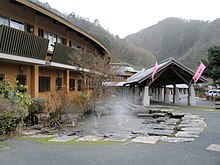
77,135 -> 104,142
180,127 -> 204,133
147,129 -> 174,136
29,134 -> 56,138
105,135 -> 130,142
49,136 -> 78,142
206,144 -> 220,152
22,130 -> 41,136
144,123 -> 175,130
0,145 -> 9,151
160,136 -> 194,143
165,118 -> 180,125
131,136 -> 160,144
175,131 -> 199,138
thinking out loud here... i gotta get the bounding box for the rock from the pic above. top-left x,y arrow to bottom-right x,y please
137,113 -> 151,118
132,136 -> 160,144
182,114 -> 201,120
147,129 -> 174,136
149,109 -> 163,113
160,136 -> 195,143
160,109 -> 174,113
130,106 -> 150,116
77,135 -> 103,142
170,112 -> 185,118
177,121 -> 207,129
165,118 -> 180,125
144,123 -> 175,130
156,117 -> 167,122
142,118 -> 157,124
180,119 -> 207,127
151,113 -> 166,118
131,130 -> 146,136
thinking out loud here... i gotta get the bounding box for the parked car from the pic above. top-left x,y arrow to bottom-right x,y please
206,89 -> 220,97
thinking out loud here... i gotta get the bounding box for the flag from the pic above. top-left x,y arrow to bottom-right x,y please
193,62 -> 206,83
152,61 -> 159,81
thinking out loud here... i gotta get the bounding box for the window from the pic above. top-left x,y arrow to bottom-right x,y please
0,15 -> 9,26
39,77 -> 50,92
10,19 -> 24,31
43,31 -> 57,51
26,24 -> 34,34
17,75 -> 26,86
69,41 -> 72,47
56,78 -> 62,91
57,36 -> 62,44
78,79 -> 82,91
69,79 -> 75,91
16,75 -> 26,92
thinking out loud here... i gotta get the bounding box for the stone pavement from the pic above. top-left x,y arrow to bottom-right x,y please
23,104 -> 207,144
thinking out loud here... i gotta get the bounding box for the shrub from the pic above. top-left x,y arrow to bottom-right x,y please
0,79 -> 32,108
0,110 -> 25,136
28,98 -> 46,114
0,79 -> 32,138
79,92 -> 89,101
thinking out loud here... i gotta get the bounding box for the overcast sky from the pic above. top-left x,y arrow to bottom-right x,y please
39,0 -> 219,38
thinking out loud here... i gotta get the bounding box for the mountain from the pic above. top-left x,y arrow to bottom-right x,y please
30,0 -> 155,69
125,17 -> 220,69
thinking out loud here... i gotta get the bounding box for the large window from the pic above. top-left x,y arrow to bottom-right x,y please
56,78 -> 62,91
10,19 -> 24,31
0,15 -> 9,26
44,31 -> 56,51
78,79 -> 82,91
43,30 -> 63,51
69,79 -> 75,91
39,77 -> 50,92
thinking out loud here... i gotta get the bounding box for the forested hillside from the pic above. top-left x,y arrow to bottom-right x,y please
30,0 -> 155,68
125,17 -> 220,69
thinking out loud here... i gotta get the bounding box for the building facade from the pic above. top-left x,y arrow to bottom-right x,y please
0,0 -> 110,98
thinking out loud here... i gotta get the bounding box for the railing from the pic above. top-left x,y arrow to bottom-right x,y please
52,43 -> 84,65
0,25 -> 49,60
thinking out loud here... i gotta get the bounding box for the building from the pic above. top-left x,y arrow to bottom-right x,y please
0,0 -> 110,98
109,63 -> 137,82
123,58 -> 207,106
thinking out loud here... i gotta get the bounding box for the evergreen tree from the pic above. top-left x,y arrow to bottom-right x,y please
203,46 -> 220,83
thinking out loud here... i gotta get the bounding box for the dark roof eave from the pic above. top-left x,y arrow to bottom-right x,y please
124,58 -> 208,85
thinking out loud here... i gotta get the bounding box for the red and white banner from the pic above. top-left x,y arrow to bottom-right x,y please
193,63 -> 206,83
152,61 -> 159,81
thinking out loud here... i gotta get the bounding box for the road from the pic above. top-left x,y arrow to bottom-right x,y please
0,106 -> 220,165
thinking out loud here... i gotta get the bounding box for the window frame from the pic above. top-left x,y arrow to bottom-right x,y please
39,76 -> 50,92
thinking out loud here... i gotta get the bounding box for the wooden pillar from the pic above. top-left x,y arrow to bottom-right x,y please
64,70 -> 69,92
31,65 -> 39,98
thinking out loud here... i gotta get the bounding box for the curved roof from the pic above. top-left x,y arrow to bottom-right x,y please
15,0 -> 109,54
